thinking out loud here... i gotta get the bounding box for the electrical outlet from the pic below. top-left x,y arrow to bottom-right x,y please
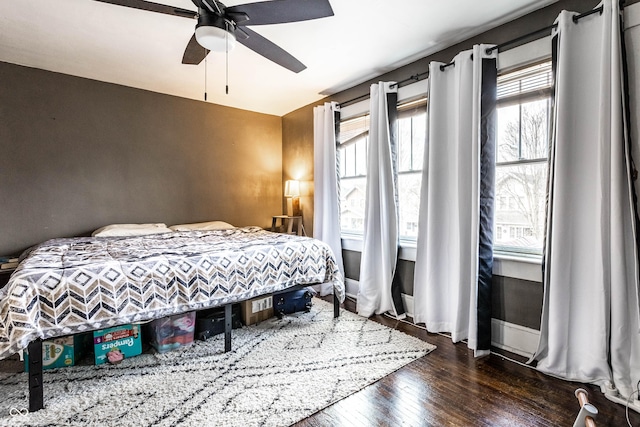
251,296 -> 272,313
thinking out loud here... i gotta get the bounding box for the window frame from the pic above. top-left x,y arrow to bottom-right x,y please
337,98 -> 427,239
493,59 -> 553,257
338,114 -> 370,238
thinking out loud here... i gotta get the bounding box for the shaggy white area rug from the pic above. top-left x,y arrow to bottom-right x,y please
0,299 -> 435,427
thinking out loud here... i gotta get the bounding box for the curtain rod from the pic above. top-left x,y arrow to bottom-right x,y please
338,71 -> 429,108
486,5 -> 604,54
433,7 -> 604,71
338,3 -> 615,108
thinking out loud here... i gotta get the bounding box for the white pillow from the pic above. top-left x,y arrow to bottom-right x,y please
169,221 -> 235,231
92,223 -> 173,237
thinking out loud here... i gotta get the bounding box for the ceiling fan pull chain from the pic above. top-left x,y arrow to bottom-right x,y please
204,49 -> 208,101
225,22 -> 229,95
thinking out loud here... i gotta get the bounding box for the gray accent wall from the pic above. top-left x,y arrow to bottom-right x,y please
492,276 -> 543,330
0,62 -> 283,255
342,249 -> 542,329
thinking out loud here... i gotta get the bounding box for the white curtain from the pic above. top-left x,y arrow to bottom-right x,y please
357,82 -> 401,317
533,0 -> 640,401
313,101 -> 344,295
413,45 -> 497,356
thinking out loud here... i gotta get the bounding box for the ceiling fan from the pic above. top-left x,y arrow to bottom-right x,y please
94,0 -> 334,73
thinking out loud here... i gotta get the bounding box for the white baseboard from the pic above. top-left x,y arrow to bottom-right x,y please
344,278 -> 359,300
405,293 -> 539,358
402,294 -> 414,318
344,279 -> 415,316
490,318 -> 540,358
343,278 -> 539,357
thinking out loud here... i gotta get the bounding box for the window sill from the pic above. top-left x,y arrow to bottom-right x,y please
341,236 -> 542,282
341,235 -> 418,261
493,251 -> 542,264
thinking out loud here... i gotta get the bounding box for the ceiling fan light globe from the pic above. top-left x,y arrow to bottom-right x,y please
195,26 -> 237,52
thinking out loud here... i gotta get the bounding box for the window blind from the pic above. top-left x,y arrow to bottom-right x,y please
497,61 -> 553,102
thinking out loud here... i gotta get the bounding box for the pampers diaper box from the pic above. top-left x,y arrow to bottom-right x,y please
24,334 -> 89,371
93,324 -> 142,365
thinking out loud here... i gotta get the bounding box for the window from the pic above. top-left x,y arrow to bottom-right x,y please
494,61 -> 552,255
339,115 -> 369,235
338,99 -> 427,238
397,99 -> 426,239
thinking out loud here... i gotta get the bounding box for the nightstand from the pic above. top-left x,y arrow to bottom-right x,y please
271,215 -> 306,236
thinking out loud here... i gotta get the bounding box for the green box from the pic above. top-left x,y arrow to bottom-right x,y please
24,334 -> 88,371
93,324 -> 142,365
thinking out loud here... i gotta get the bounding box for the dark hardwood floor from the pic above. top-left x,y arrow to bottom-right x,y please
295,297 -> 640,427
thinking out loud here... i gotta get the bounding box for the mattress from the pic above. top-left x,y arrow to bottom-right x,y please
0,226 -> 344,360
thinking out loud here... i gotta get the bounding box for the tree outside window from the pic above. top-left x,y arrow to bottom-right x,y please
494,61 -> 552,255
338,115 -> 368,235
338,99 -> 426,239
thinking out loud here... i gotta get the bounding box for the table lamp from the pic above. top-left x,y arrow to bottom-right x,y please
284,180 -> 301,217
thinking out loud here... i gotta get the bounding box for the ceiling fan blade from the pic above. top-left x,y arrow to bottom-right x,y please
236,27 -> 250,41
182,33 -> 210,65
227,0 -> 333,26
237,27 -> 305,73
227,11 -> 250,24
93,0 -> 196,18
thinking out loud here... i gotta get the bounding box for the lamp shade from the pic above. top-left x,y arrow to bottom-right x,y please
195,25 -> 237,52
284,180 -> 300,197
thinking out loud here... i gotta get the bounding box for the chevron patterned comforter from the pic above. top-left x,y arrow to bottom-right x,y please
0,226 -> 344,360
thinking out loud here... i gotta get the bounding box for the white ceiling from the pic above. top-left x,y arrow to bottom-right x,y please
0,0 -> 557,116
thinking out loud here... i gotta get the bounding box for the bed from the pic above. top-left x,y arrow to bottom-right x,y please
0,225 -> 344,411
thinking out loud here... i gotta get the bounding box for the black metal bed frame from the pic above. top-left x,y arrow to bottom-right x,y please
26,287 -> 341,412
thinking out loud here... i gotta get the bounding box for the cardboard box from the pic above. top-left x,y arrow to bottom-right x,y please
148,311 -> 196,353
93,324 -> 142,365
241,295 -> 274,325
24,334 -> 89,371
